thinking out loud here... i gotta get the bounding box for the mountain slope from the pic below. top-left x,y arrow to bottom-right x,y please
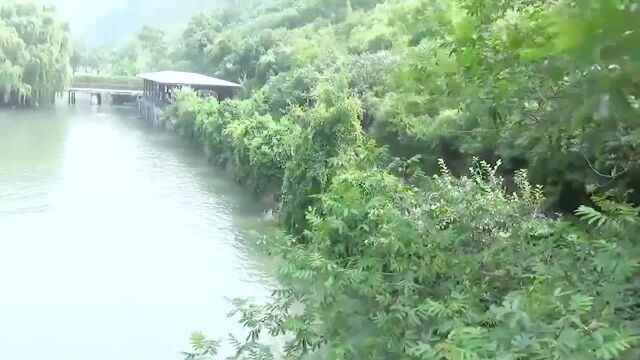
46,0 -> 220,45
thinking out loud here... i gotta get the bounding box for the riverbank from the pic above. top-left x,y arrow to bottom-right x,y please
155,91 -> 285,210
156,86 -> 640,359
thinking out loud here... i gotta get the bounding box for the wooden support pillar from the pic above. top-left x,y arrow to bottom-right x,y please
97,93 -> 102,106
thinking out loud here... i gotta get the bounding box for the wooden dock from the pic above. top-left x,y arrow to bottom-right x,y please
66,88 -> 143,105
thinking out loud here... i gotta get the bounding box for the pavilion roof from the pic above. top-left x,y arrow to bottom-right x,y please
137,71 -> 241,88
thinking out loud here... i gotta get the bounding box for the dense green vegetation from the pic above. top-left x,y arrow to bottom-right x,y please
0,2 -> 71,105
5,0 -> 639,358
162,0 -> 640,359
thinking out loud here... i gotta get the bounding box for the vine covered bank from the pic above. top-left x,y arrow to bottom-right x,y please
163,0 -> 640,359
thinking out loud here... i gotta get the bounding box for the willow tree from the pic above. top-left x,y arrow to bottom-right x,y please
0,3 -> 72,105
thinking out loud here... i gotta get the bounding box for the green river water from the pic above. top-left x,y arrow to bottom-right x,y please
0,102 -> 272,359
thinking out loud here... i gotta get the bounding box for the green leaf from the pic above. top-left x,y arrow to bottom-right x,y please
559,328 -> 581,349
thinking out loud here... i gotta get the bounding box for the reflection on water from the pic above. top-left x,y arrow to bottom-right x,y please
0,103 -> 272,360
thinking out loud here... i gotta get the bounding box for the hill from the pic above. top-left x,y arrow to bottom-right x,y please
45,0 -> 220,45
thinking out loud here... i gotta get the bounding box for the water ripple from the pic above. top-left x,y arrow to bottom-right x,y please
0,106 -> 272,360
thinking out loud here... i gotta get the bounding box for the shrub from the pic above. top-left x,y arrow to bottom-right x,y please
224,160 -> 640,359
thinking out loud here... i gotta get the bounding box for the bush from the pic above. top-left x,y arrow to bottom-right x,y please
171,87 -> 640,360
225,159 -> 640,359
168,1 -> 640,359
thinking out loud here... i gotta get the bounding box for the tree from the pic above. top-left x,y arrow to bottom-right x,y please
136,25 -> 169,61
85,47 -> 109,75
109,40 -> 142,76
70,38 -> 87,74
0,2 -> 72,105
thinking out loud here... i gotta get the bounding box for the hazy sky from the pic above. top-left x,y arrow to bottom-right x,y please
44,0 -> 128,35
40,0 -> 213,45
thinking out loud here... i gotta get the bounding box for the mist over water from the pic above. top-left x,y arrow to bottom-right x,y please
0,103 -> 271,360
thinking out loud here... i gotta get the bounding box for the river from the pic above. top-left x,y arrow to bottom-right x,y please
0,103 -> 272,359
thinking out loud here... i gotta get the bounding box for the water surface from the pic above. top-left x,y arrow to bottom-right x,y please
0,103 -> 271,359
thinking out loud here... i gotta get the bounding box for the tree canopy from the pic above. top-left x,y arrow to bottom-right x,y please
167,0 -> 640,208
166,0 -> 640,359
0,2 -> 71,105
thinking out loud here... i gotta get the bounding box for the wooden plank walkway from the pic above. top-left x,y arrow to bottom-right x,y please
67,88 -> 143,96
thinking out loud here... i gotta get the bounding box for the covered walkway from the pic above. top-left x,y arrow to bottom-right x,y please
138,71 -> 241,108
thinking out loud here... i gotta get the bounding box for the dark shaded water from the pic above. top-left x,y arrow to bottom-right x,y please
0,104 -> 271,359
